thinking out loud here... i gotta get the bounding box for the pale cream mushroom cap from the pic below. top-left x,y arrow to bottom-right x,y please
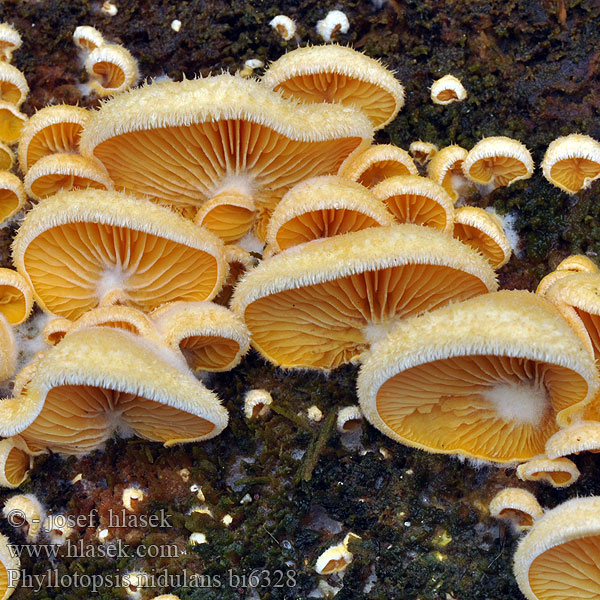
338,144 -> 418,188
244,389 -> 273,419
462,136 -> 534,187
545,421 -> 600,458
42,318 -> 72,346
0,328 -> 229,455
541,133 -> 600,194
18,104 -> 89,173
337,406 -> 363,433
262,44 -> 404,130
12,188 -> 227,320
0,313 -> 15,382
0,23 -> 22,62
266,175 -> 393,253
409,141 -> 438,165
0,101 -> 26,144
0,172 -> 25,226
0,532 -> 19,600
232,224 -> 497,370
0,62 -> 28,107
3,493 -> 45,542
73,25 -> 105,52
85,44 -> 139,97
0,268 -> 33,325
430,74 -> 467,105
536,255 -> 598,296
0,437 -> 34,489
453,206 -> 512,268
426,144 -> 468,202
514,496 -> 600,600
0,141 -> 12,170
358,290 -> 599,463
516,457 -> 580,488
489,488 -> 543,531
372,174 -> 454,234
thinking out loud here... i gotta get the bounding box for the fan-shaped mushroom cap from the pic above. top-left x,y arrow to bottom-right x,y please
545,421 -> 600,458
12,189 -> 226,320
516,457 -> 579,488
0,268 -> 32,325
24,152 -> 113,201
463,136 -> 534,188
337,405 -> 363,433
514,496 -> 600,600
0,23 -> 22,62
42,318 -> 71,346
358,291 -> 599,463
262,45 -> 404,130
409,141 -> 438,165
338,144 -> 418,188
0,172 -> 25,226
0,437 -> 33,489
0,328 -> 229,455
73,25 -> 105,52
372,175 -> 454,234
430,74 -> 467,105
489,488 -> 543,531
18,105 -> 89,173
0,142 -> 12,171
193,190 -> 256,244
266,175 -> 393,253
536,255 -> 599,296
80,74 -> 372,230
427,144 -> 469,202
0,62 -> 27,107
85,44 -> 139,97
244,389 -> 273,419
541,134 -> 600,194
3,494 -> 45,541
0,101 -> 25,143
151,301 -> 250,372
0,314 -> 15,382
453,206 -> 512,268
232,224 -> 497,370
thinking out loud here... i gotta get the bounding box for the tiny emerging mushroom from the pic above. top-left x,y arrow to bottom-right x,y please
244,389 -> 272,419
189,532 -> 207,546
336,406 -> 363,434
0,23 -> 22,62
513,496 -> 600,600
516,457 -> 580,488
430,74 -> 467,105
43,514 -> 73,545
462,136 -> 534,188
541,133 -> 600,194
316,10 -> 350,43
124,572 -> 148,600
3,493 -> 45,542
338,144 -> 418,188
489,488 -> 543,531
122,487 -> 145,511
269,15 -> 296,41
409,141 -> 438,165
85,44 -> 139,97
314,532 -> 359,575
73,25 -> 105,52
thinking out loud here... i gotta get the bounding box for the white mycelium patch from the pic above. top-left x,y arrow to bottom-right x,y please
484,381 -> 549,426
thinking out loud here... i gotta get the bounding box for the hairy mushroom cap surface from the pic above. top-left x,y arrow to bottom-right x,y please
85,44 -> 139,97
0,172 -> 25,226
243,389 -> 273,419
489,488 -> 543,531
269,15 -> 296,41
12,189 -> 226,320
426,144 -> 468,202
536,255 -> 599,296
24,152 -> 113,201
516,457 -> 580,488
0,437 -> 33,489
0,531 -> 18,600
80,74 -> 372,235
72,25 -> 105,52
231,224 -> 497,370
0,314 -> 15,382
151,301 -> 250,372
545,421 -> 600,458
541,134 -> 600,194
338,144 -> 418,188
0,23 -> 22,62
463,136 -> 534,187
0,62 -> 27,107
42,318 -> 71,346
262,45 -> 404,129
266,175 -> 393,252
0,142 -> 12,170
453,206 -> 512,268
0,101 -> 26,144
372,174 -> 454,234
3,494 -> 45,541
18,105 -> 89,173
337,405 -> 363,433
0,328 -> 229,455
430,74 -> 467,105
409,141 -> 438,165
514,496 -> 600,600
357,291 -> 599,463
0,268 -> 32,325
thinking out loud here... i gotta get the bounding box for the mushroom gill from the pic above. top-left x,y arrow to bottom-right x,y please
0,268 -> 32,325
231,224 -> 497,370
79,74 -> 373,239
0,437 -> 33,489
426,144 -> 469,202
357,291 -> 598,463
0,328 -> 229,455
85,44 -> 139,97
0,172 -> 24,226
0,101 -> 26,144
266,175 -> 393,253
0,62 -> 28,107
516,457 -> 580,488
261,45 -> 405,130
489,488 -> 543,531
0,23 -> 22,62
12,189 -> 226,320
514,496 -> 600,600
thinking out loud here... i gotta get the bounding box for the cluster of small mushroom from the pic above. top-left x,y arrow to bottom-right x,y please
0,19 -> 599,600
